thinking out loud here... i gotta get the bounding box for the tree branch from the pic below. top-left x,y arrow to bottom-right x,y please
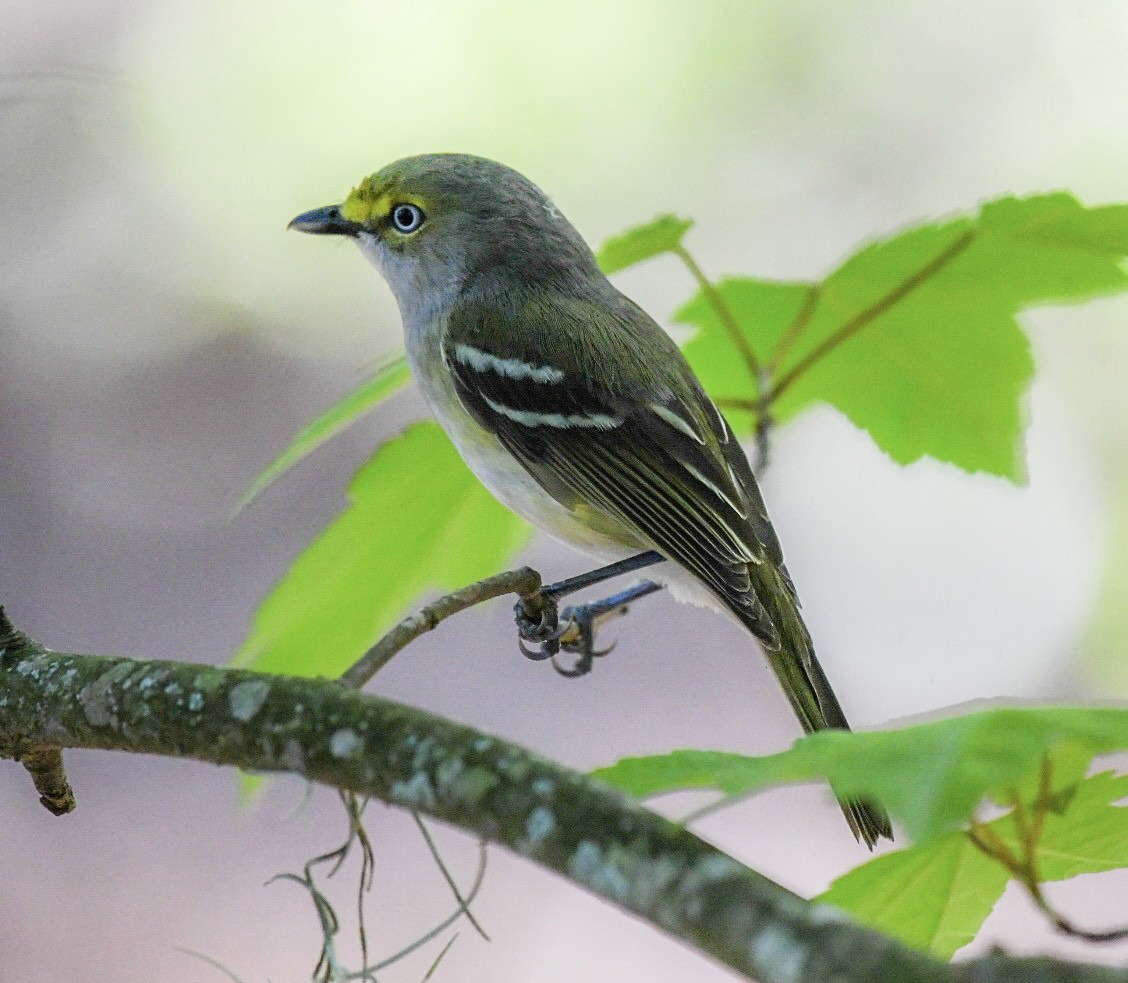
1,607 -> 1125,983
673,243 -> 763,382
340,566 -> 542,687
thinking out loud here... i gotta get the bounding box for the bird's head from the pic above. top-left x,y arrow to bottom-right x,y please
289,153 -> 601,322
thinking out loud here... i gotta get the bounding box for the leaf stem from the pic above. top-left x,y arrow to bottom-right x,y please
714,397 -> 758,411
672,244 -> 762,383
771,229 -> 977,402
768,284 -> 821,373
967,760 -> 1128,945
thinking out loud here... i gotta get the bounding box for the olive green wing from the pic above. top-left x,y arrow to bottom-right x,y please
443,291 -> 892,846
441,290 -> 782,646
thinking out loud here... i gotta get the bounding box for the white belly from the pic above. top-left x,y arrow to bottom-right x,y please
405,334 -> 642,559
396,305 -> 730,618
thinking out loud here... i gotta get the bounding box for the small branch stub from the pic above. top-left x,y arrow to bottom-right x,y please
19,745 -> 76,815
0,606 -> 77,815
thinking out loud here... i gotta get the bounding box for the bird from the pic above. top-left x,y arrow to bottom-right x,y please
289,153 -> 892,848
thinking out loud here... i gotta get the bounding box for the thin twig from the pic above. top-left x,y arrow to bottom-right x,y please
753,368 -> 775,476
412,811 -> 490,941
270,871 -> 342,982
340,793 -> 376,968
713,397 -> 758,414
339,567 -> 542,688
771,229 -> 976,402
421,934 -> 459,981
967,822 -> 1025,880
363,840 -> 488,975
269,792 -> 378,983
274,774 -> 491,978
1009,786 -> 1033,870
967,761 -> 1128,945
1028,756 -> 1053,850
174,947 -> 248,983
672,244 -> 762,381
332,570 -> 542,971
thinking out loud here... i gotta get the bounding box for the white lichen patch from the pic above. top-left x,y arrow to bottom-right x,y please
499,758 -> 532,783
436,755 -> 464,787
79,662 -> 136,728
748,925 -> 807,983
531,777 -> 555,798
228,680 -> 271,722
620,854 -> 682,912
187,692 -> 205,712
410,736 -> 436,771
137,669 -> 170,693
330,728 -> 362,759
524,806 -> 557,846
447,767 -> 499,807
683,852 -> 746,888
280,738 -> 306,771
676,853 -> 762,923
569,840 -> 631,902
391,771 -> 437,809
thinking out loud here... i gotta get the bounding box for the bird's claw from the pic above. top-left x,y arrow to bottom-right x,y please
514,591 -> 562,660
515,589 -> 631,676
552,605 -> 617,676
517,636 -> 556,661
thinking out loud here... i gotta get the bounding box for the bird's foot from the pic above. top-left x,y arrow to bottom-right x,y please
514,590 -> 562,661
514,590 -> 627,677
550,602 -> 620,677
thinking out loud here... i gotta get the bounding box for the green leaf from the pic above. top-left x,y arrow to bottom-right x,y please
988,738 -> 1093,814
817,832 -> 1008,959
998,770 -> 1128,881
815,770 -> 1128,957
237,354 -> 412,510
592,705 -> 1128,842
596,214 -> 694,275
677,193 -> 1128,481
234,422 -> 531,677
677,279 -> 814,431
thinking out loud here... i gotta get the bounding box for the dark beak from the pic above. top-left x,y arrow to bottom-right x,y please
287,205 -> 364,236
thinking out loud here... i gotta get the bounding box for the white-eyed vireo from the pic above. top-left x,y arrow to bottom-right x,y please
290,154 -> 890,848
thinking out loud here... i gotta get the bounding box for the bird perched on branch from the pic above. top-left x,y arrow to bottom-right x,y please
290,153 -> 891,847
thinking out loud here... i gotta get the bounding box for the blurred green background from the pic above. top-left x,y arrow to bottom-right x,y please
3,1 -> 1127,980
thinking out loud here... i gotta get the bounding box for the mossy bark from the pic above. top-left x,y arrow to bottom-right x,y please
1,609 -> 1123,983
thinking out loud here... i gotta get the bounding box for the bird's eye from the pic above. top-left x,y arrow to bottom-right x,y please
390,203 -> 425,234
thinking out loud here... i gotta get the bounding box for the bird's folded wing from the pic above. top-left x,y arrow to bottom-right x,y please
442,305 -> 784,647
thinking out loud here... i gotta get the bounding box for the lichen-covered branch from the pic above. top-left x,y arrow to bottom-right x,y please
1,608 -> 1125,983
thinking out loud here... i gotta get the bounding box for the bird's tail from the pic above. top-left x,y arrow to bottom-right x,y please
737,564 -> 892,849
